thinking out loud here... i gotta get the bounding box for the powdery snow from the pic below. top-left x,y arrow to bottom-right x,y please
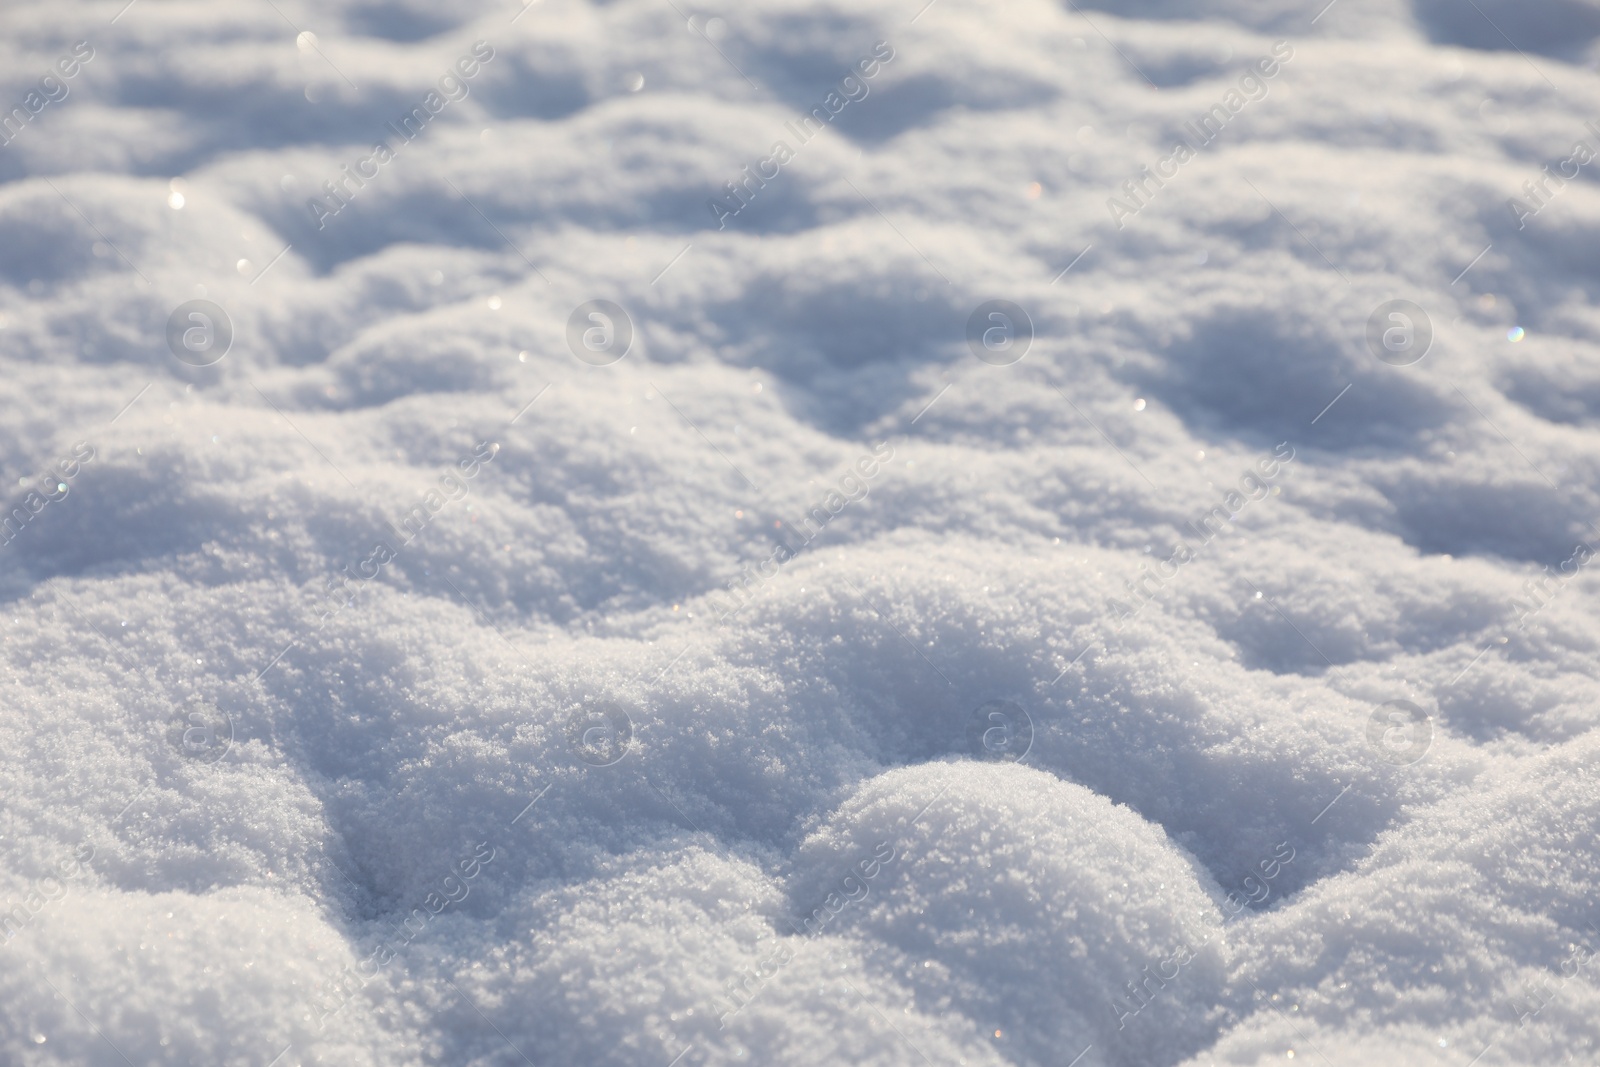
1,0 -> 1599,1065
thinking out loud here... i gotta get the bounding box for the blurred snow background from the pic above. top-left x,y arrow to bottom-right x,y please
1,0 -> 1600,1064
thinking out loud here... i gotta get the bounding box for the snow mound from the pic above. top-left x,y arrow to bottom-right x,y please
3,0 -> 1600,1064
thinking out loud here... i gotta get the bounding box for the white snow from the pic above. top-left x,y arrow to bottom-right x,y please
2,0 -> 1599,1064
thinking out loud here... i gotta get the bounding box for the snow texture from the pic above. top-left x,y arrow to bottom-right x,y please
1,0 -> 1599,1064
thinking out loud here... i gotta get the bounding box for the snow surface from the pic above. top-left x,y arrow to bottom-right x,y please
2,0 -> 1600,1064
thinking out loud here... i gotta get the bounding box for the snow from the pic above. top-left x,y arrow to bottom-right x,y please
2,0 -> 1599,1064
